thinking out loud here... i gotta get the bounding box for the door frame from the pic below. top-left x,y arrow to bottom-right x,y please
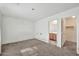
61,17 -> 66,47
48,20 -> 57,45
61,16 -> 77,49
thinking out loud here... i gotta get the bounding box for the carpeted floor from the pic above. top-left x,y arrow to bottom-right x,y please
1,39 -> 76,56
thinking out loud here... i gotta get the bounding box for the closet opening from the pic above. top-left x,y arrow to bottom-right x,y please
61,16 -> 76,54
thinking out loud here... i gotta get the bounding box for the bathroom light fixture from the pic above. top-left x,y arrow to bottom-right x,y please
52,20 -> 57,24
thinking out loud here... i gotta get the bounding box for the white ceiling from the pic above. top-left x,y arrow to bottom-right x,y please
0,3 -> 79,21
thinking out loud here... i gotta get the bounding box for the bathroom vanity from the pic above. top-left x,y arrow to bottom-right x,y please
49,32 -> 57,41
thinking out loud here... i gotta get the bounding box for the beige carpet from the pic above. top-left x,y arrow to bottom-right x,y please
1,39 -> 76,56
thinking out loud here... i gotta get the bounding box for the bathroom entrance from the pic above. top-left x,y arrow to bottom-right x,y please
48,20 -> 57,46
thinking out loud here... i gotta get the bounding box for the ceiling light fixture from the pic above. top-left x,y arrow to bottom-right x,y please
52,20 -> 57,24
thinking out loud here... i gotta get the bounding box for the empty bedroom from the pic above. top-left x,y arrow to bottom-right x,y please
0,3 -> 79,56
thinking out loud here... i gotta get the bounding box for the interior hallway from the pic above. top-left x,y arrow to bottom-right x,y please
1,39 -> 76,56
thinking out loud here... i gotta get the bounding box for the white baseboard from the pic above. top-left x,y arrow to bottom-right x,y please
34,38 -> 49,43
2,38 -> 34,45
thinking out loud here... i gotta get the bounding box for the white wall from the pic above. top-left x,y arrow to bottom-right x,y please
2,16 -> 35,44
65,17 -> 75,27
0,14 -> 1,42
77,16 -> 79,54
35,18 -> 49,43
35,7 -> 79,48
0,12 -> 2,54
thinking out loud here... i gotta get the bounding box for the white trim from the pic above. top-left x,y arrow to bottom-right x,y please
77,48 -> 79,54
76,16 -> 79,54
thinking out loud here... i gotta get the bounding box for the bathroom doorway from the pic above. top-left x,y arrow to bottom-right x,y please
48,20 -> 57,46
61,16 -> 76,53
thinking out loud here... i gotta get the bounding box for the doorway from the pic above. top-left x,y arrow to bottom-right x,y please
61,16 -> 76,53
48,20 -> 57,45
